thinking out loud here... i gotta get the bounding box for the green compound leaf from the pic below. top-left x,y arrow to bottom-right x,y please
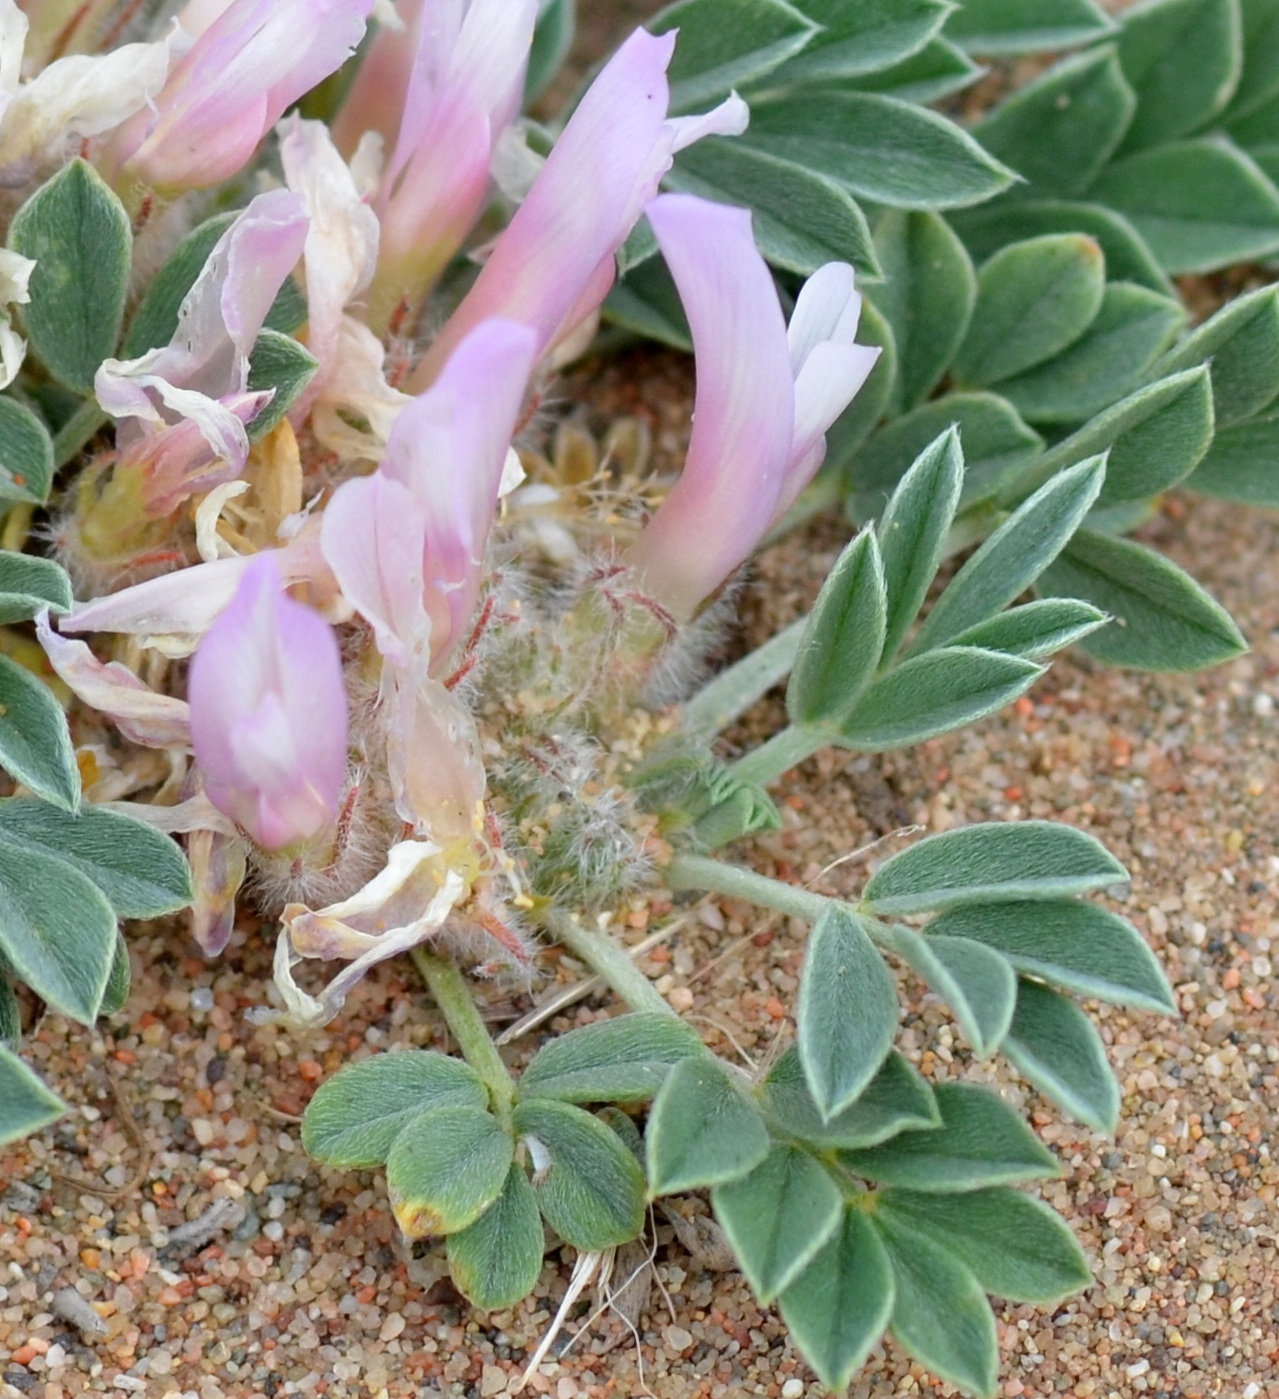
1187,409 -> 1279,505
712,1143 -> 844,1302
763,1046 -> 941,1150
519,1012 -> 704,1103
245,331 -> 319,441
742,91 -> 1016,210
873,1211 -> 999,1399
1148,283 -> 1279,429
953,235 -> 1107,388
303,1052 -> 489,1168
926,900 -> 1175,1013
888,927 -> 1017,1059
777,1207 -> 895,1393
447,1164 -> 544,1311
771,0 -> 951,83
123,211 -> 306,357
851,37 -> 984,103
670,141 -> 878,275
951,197 -> 1172,293
1038,528 -> 1247,670
1031,367 -> 1214,507
787,529 -> 887,728
850,393 -> 1043,517
870,209 -> 977,412
1088,137 -> 1279,273
876,1185 -> 1091,1304
875,426 -> 964,662
1222,0 -> 1279,123
997,282 -> 1186,425
837,647 -> 1042,752
652,0 -> 818,111
646,1054 -> 770,1195
0,654 -> 79,812
909,455 -> 1105,655
0,797 -> 191,919
838,1082 -> 1060,1192
8,159 -> 130,394
0,1046 -> 65,1145
1002,979 -> 1121,1132
798,905 -> 899,1119
948,598 -> 1107,660
0,839 -> 117,1024
864,820 -> 1128,916
944,0 -> 1115,53
513,1098 -> 646,1250
0,552 -> 72,624
386,1105 -> 513,1238
0,400 -> 54,505
972,48 -> 1136,197
98,931 -> 130,1018
1114,0 -> 1242,153
0,973 -> 18,1050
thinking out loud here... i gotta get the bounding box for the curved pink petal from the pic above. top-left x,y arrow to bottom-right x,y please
116,0 -> 375,189
624,193 -> 794,619
189,553 -> 348,850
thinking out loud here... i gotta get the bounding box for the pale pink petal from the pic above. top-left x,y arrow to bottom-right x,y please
383,669 -> 486,843
416,28 -> 678,380
274,846 -> 466,1024
787,262 -> 862,372
188,825 -> 248,954
320,471 -> 430,667
278,116 -> 380,414
383,318 -> 536,664
61,531 -> 331,639
189,553 -> 348,850
780,340 -> 881,517
624,194 -> 794,619
35,611 -> 192,749
114,0 -> 375,189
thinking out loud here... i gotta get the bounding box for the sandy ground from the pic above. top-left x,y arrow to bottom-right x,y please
1,461 -> 1277,1399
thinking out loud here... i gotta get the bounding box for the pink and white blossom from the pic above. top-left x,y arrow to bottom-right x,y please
351,0 -> 539,321
322,317 -> 536,673
94,189 -> 309,515
189,554 -> 349,850
414,28 -> 748,385
111,0 -> 374,190
624,193 -> 880,619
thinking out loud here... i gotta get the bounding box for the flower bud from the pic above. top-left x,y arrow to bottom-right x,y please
190,553 -> 348,850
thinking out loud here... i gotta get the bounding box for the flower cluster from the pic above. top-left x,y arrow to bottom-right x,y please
11,0 -> 877,1024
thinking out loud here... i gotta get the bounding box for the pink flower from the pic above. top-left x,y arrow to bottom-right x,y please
111,0 -> 374,190
349,0 -> 539,322
94,189 -> 309,517
189,554 -> 348,851
412,27 -> 747,387
322,318 -> 536,674
624,194 -> 880,620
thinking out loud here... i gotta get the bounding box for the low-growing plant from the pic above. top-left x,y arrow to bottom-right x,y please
0,1 -> 1264,1396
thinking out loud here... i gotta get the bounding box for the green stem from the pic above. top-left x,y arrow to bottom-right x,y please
53,400 -> 108,468
727,723 -> 827,789
680,617 -> 806,743
540,908 -> 676,1018
411,947 -> 515,1117
665,851 -> 832,923
666,852 -> 894,949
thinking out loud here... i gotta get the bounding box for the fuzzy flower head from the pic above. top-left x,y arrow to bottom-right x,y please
190,553 -> 349,851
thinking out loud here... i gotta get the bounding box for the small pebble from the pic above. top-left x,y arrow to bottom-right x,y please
263,1220 -> 285,1242
480,1362 -> 507,1395
189,987 -> 214,1012
782,1381 -> 805,1399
